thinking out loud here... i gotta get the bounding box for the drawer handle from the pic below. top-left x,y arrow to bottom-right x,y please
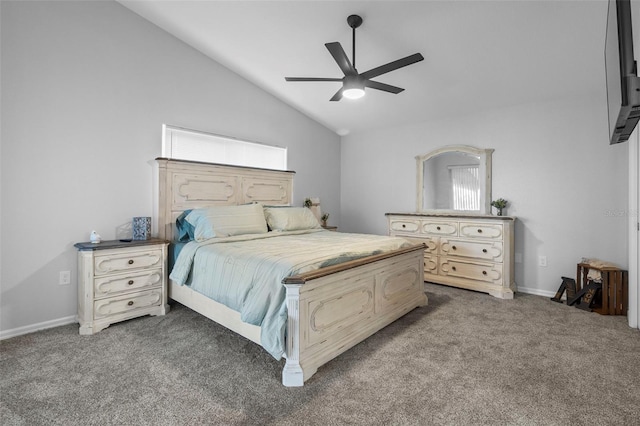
451,245 -> 457,250
127,301 -> 134,306
482,271 -> 487,275
482,249 -> 488,253
128,259 -> 134,265
451,266 -> 457,271
477,229 -> 483,233
128,280 -> 134,285
436,226 -> 441,231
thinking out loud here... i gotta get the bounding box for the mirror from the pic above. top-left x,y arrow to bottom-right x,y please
416,145 -> 493,214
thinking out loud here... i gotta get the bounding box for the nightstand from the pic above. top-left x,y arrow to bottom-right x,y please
75,238 -> 169,335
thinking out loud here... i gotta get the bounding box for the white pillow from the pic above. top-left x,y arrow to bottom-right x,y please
186,203 -> 268,241
264,207 -> 321,232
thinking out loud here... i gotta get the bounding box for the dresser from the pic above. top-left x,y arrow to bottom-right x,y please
75,238 -> 169,335
387,213 -> 515,299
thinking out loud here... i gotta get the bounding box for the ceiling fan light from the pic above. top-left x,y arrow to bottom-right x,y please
343,88 -> 365,99
342,77 -> 365,99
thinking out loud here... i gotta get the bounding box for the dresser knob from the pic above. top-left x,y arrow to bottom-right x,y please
128,280 -> 134,285
127,301 -> 134,306
451,266 -> 457,271
452,245 -> 457,250
477,229 -> 483,233
402,224 -> 406,228
482,249 -> 487,253
128,259 -> 134,265
482,271 -> 487,275
436,226 -> 441,231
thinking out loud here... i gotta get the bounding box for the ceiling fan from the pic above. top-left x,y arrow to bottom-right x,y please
285,14 -> 424,101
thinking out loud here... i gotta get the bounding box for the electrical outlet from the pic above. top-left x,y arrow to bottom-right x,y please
59,271 -> 71,285
538,256 -> 547,267
515,253 -> 523,263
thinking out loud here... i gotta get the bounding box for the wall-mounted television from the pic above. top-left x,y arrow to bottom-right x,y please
605,0 -> 640,144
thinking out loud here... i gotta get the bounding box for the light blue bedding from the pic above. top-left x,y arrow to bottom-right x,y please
170,229 -> 412,359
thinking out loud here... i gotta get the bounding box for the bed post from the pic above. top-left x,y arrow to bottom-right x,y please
282,284 -> 305,387
156,158 -> 170,241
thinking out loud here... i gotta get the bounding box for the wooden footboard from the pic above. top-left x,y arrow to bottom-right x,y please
282,244 -> 427,386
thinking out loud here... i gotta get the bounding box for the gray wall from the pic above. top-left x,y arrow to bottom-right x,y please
340,95 -> 629,296
0,1 -> 340,333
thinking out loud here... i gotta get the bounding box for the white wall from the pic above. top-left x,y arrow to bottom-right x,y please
340,95 -> 628,296
0,0 -> 340,334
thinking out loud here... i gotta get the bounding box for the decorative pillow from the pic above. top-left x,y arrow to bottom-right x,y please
264,206 -> 321,232
185,203 -> 268,241
175,209 -> 194,242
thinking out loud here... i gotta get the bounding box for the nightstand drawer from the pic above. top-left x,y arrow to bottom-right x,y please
94,269 -> 163,298
94,248 -> 163,276
93,289 -> 163,320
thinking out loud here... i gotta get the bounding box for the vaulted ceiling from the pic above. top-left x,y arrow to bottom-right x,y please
118,0 -> 608,136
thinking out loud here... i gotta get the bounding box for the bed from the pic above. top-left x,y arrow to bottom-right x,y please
157,157 -> 427,386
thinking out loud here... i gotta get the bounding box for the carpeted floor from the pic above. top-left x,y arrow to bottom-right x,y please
1,283 -> 639,425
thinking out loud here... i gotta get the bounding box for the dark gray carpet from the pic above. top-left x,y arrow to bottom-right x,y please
1,284 -> 639,425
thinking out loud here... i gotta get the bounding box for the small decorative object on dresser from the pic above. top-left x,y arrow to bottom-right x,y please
490,198 -> 508,216
89,230 -> 101,244
132,216 -> 151,240
387,212 -> 516,299
75,238 -> 169,335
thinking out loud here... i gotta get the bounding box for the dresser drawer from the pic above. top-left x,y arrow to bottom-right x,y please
94,269 -> 163,298
424,256 -> 438,278
422,220 -> 457,236
459,222 -> 503,240
440,238 -> 503,262
401,236 -> 438,255
93,288 -> 163,320
439,258 -> 503,284
389,218 -> 421,234
94,248 -> 163,276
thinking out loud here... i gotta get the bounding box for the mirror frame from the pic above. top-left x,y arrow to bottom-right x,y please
416,145 -> 494,214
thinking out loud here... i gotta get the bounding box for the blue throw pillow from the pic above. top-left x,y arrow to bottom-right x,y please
176,209 -> 194,242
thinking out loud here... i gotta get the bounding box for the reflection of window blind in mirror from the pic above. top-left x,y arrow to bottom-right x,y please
449,165 -> 480,210
162,124 -> 287,170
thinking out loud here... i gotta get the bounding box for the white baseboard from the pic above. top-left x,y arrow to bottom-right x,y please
0,315 -> 77,340
0,287 -> 558,340
516,286 -> 557,299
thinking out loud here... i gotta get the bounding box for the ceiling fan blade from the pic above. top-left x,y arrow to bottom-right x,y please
364,80 -> 405,94
325,42 -> 356,76
360,53 -> 424,80
329,88 -> 343,102
285,77 -> 343,82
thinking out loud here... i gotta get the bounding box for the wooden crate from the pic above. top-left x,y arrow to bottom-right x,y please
577,263 -> 628,315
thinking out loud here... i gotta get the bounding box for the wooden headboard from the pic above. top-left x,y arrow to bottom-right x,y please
156,158 -> 295,241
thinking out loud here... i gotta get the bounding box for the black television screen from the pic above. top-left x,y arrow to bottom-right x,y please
605,0 -> 640,144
